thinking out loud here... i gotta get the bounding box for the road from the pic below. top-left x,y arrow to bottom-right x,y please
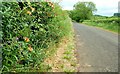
73,23 -> 118,72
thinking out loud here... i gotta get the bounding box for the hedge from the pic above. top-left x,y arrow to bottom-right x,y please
1,2 -> 72,72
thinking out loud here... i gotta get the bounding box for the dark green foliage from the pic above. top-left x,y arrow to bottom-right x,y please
68,2 -> 97,22
1,2 -> 72,72
114,13 -> 120,17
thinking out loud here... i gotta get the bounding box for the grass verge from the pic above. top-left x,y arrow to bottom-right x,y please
44,20 -> 79,72
82,21 -> 119,34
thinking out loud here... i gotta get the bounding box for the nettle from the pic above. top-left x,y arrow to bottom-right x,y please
1,2 -> 66,71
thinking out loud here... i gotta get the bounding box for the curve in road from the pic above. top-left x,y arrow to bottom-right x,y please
73,23 -> 118,72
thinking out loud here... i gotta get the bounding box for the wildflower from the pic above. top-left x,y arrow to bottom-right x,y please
28,45 -> 33,52
48,2 -> 53,5
23,37 -> 30,42
26,11 -> 31,15
51,5 -> 54,9
16,37 -> 19,40
48,2 -> 54,9
30,6 -> 35,12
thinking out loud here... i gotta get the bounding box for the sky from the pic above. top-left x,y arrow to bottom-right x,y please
59,0 -> 120,16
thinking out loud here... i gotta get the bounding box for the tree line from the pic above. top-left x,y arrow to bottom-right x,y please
68,1 -> 97,22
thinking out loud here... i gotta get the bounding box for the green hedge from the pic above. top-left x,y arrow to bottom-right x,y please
83,17 -> 119,33
84,17 -> 119,23
1,2 -> 72,72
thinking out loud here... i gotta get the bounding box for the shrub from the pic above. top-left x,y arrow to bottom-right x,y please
1,2 -> 72,72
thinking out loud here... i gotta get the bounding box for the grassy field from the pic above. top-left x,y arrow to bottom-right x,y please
82,17 -> 119,34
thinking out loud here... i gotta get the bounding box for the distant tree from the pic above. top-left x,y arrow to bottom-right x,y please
114,13 -> 120,17
69,2 -> 97,22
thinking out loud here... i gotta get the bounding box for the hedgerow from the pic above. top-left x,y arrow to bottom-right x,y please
87,17 -> 119,23
83,17 -> 119,33
1,2 -> 72,72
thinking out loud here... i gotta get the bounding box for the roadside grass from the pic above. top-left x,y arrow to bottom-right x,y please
44,19 -> 79,72
82,21 -> 119,34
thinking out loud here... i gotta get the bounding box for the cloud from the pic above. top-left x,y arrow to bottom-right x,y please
61,6 -> 73,10
59,0 -> 120,16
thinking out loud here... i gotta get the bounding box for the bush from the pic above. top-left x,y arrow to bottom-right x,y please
1,2 -> 72,72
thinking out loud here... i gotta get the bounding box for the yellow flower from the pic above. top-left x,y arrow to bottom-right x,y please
30,6 -> 35,12
23,37 -> 30,42
28,45 -> 33,52
48,2 -> 54,7
26,11 -> 31,15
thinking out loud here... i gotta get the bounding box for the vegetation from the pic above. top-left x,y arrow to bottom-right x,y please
83,16 -> 119,33
44,30 -> 79,72
67,1 -> 119,34
1,1 -> 73,72
68,2 -> 97,22
114,13 -> 120,17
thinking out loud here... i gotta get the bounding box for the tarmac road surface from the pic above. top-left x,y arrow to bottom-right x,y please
73,23 -> 118,72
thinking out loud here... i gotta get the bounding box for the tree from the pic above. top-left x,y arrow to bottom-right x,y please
114,13 -> 120,17
69,2 -> 97,22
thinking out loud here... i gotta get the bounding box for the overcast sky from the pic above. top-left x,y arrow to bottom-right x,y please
59,0 -> 120,16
